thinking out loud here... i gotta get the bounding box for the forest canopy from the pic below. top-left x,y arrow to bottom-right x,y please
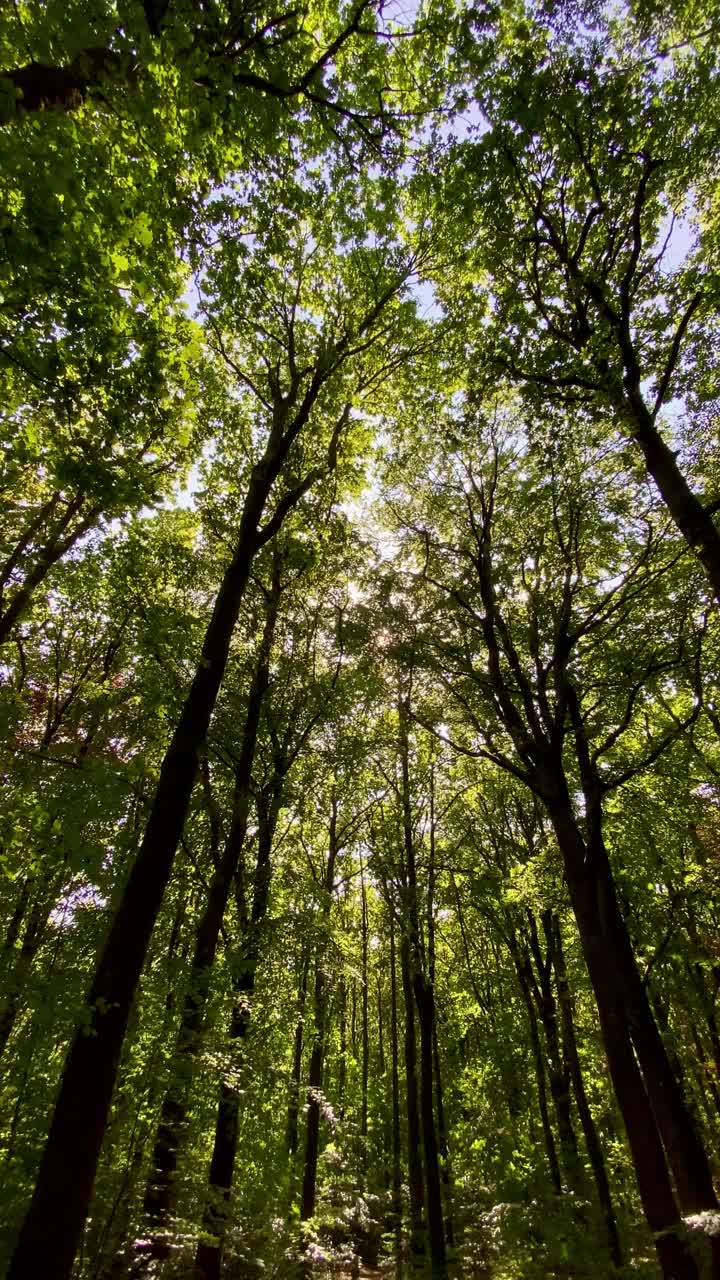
1,1 -> 720,1278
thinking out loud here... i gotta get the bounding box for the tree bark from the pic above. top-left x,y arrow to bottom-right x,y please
360,865 -> 370,1185
0,50 -> 129,119
7,387 -> 323,1280
300,977 -> 326,1222
2,877 -> 31,957
300,798 -> 339,1222
510,936 -> 563,1197
414,978 -> 447,1280
194,787 -> 281,1280
432,1025 -> 455,1251
533,205 -> 720,603
141,577 -> 280,1251
337,978 -> 348,1122
0,874 -> 64,1061
687,1012 -> 720,1128
389,915 -> 403,1271
620,371 -> 720,603
400,932 -> 427,1272
287,957 -> 310,1158
548,914 -> 623,1269
549,801 -> 698,1280
583,813 -> 717,1217
398,692 -> 444,1275
466,472 -> 707,1277
0,496 -> 101,645
526,910 -> 582,1192
557,676 -> 718,1229
377,970 -> 391,1194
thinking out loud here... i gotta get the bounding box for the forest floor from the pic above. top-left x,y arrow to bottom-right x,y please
334,1266 -> 393,1280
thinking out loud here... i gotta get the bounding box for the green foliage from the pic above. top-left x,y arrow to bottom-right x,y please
2,1 -> 720,1277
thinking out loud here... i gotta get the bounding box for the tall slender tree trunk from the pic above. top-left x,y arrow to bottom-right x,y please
687,1013 -> 720,1127
615,912 -> 717,1216
0,496 -> 102,645
301,965 -> 327,1223
377,970 -> 391,1194
0,881 -> 60,1061
94,892 -> 191,1279
621,381 -> 720,602
337,978 -> 348,1121
300,799 -> 339,1223
141,582 -> 280,1252
472,493 -> 709,1277
400,932 -> 426,1273
2,877 -> 32,958
432,1026 -> 455,1251
360,865 -> 370,1185
650,984 -> 707,1144
288,956 -> 310,1158
398,694 -> 445,1278
378,976 -> 385,1078
510,937 -> 562,1197
548,914 -> 623,1269
389,915 -> 403,1272
6,499 -> 259,1277
193,789 -> 281,1280
414,979 -> 447,1280
425,763 -> 455,1253
563,691 -> 718,1220
549,801 -> 699,1280
7,360 -> 342,1280
526,910 -> 582,1193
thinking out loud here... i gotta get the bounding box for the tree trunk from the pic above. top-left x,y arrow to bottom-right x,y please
337,978 -> 348,1121
193,788 -> 281,1280
351,979 -> 358,1059
300,800 -> 339,1223
389,915 -> 403,1271
6,434 -> 303,1280
141,582 -> 280,1250
0,496 -> 101,645
400,932 -> 426,1272
622,383 -> 720,602
526,910 -> 582,1192
688,957 -> 720,1094
587,825 -> 717,1217
2,877 -> 31,957
398,691 -> 440,1273
548,914 -> 623,1269
414,977 -> 447,1280
377,970 -> 391,1194
432,1025 -> 455,1251
0,877 -> 62,1061
560,685 -> 718,1221
423,763 -> 455,1254
92,892 -> 190,1279
301,963 -> 327,1222
549,801 -> 698,1280
510,937 -> 563,1197
360,866 -> 370,1185
288,957 -> 310,1158
687,1013 -> 720,1128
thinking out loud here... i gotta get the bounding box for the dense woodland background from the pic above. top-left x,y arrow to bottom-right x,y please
1,1 -> 720,1277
